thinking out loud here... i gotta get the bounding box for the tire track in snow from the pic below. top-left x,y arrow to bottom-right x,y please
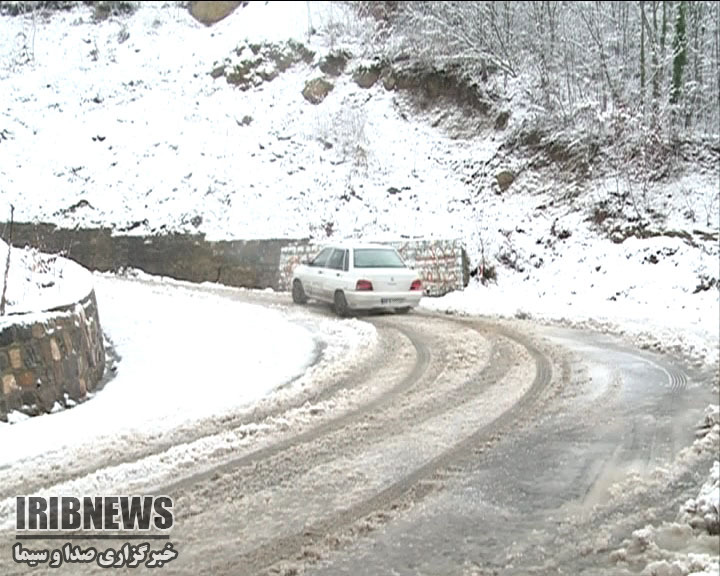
162,318 -> 552,576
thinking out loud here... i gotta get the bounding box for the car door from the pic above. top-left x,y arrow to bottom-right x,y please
305,247 -> 333,298
323,248 -> 348,298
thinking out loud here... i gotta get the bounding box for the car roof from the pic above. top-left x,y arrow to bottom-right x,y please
320,242 -> 394,250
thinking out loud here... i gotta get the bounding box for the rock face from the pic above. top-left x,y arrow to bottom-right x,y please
319,51 -> 350,77
353,66 -> 381,89
494,110 -> 510,130
496,170 -> 515,191
189,1 -> 246,25
302,77 -> 334,104
214,40 -> 314,90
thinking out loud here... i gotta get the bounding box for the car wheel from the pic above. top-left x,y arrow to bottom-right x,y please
292,279 -> 308,304
396,307 -> 412,314
333,290 -> 349,317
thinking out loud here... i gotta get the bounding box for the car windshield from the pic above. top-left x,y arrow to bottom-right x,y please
353,248 -> 406,269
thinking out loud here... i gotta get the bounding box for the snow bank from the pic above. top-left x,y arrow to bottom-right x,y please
679,460 -> 720,535
0,274 -> 317,462
679,406 -> 720,535
421,231 -> 719,367
609,406 -> 720,576
0,239 -> 92,320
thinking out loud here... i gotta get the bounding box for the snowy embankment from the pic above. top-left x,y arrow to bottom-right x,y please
420,228 -> 719,369
0,274 -> 317,445
0,238 -> 92,320
608,405 -> 720,576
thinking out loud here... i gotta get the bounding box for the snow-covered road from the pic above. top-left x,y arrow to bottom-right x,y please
0,275 -> 717,576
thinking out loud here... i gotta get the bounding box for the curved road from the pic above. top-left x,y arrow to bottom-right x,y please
1,278 -> 717,575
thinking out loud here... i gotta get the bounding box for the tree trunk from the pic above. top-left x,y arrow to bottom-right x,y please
641,0 -> 647,110
0,205 -> 15,316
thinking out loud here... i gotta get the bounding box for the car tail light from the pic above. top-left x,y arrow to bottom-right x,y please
356,279 -> 373,291
410,279 -> 422,291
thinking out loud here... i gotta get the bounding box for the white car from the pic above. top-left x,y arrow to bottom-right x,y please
291,243 -> 423,316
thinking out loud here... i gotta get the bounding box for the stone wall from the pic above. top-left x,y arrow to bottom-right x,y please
0,290 -> 105,421
7,223 -> 290,290
6,222 -> 468,295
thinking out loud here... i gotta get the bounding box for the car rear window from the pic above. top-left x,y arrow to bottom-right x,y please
353,249 -> 406,269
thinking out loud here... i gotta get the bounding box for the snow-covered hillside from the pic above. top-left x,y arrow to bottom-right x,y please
0,1 -> 718,365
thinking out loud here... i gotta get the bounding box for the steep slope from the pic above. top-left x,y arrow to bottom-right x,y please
0,1 -> 718,363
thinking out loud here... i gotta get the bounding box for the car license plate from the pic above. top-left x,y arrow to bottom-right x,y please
381,298 -> 404,305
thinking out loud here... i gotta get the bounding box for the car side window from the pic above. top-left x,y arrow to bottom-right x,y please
327,249 -> 345,271
310,247 -> 333,267
343,250 -> 349,272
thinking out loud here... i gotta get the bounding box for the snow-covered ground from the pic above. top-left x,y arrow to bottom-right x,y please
0,1 -> 716,367
0,273 -> 317,445
421,229 -> 719,369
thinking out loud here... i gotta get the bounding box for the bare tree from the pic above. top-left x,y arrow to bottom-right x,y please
358,1 -> 718,142
0,204 -> 15,316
